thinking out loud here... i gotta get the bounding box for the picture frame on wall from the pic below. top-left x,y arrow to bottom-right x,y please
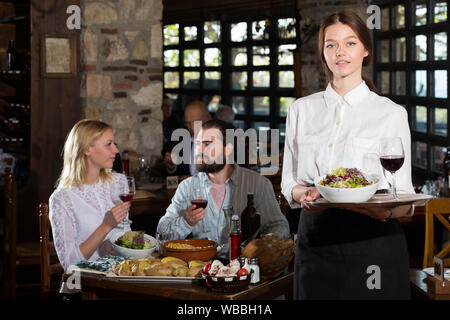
40,34 -> 77,78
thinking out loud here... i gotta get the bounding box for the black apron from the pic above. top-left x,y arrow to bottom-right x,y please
294,208 -> 411,300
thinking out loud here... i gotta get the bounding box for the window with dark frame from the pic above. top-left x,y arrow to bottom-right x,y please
162,10 -> 299,146
373,0 -> 449,183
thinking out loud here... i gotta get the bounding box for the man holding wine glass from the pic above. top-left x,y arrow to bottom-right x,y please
157,119 -> 290,257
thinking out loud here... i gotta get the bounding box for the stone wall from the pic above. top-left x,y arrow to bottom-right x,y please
81,0 -> 164,160
296,0 -> 372,96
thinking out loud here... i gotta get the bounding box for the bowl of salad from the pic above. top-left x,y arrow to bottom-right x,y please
109,231 -> 157,259
313,167 -> 380,203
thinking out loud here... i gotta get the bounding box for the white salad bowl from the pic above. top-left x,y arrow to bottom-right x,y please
313,174 -> 380,203
109,231 -> 157,259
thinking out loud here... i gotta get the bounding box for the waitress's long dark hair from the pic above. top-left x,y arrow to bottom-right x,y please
318,11 -> 377,92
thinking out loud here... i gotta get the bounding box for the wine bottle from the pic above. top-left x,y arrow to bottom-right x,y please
444,146 -> 450,189
241,193 -> 261,243
6,40 -> 17,71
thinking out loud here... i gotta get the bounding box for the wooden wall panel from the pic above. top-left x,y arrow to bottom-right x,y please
18,0 -> 81,242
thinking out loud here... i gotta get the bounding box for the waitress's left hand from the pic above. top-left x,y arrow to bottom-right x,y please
342,206 -> 393,221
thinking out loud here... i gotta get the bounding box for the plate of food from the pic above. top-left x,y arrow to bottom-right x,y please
106,256 -> 209,283
109,231 -> 157,259
313,167 -> 380,203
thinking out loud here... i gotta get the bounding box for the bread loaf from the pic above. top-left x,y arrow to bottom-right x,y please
242,235 -> 295,267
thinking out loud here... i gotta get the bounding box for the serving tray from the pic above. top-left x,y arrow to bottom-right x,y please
307,193 -> 434,208
105,272 -> 200,283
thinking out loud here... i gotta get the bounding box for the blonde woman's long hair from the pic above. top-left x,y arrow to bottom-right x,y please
56,119 -> 114,189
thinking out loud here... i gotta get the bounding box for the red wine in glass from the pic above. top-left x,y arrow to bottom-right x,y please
380,155 -> 405,173
191,199 -> 208,209
119,193 -> 134,202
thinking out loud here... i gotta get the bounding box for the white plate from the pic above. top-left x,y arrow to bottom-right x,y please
307,193 -> 433,208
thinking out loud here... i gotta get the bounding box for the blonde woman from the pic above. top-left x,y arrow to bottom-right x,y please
49,119 -> 131,271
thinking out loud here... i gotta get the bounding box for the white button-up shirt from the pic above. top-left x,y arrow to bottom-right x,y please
281,81 -> 415,208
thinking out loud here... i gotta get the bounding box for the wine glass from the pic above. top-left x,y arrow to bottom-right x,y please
191,186 -> 210,237
379,138 -> 405,199
118,176 -> 135,231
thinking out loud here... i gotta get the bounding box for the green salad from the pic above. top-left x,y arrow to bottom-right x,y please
114,231 -> 154,250
318,167 -> 373,188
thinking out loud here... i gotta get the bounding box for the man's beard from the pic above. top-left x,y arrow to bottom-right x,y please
196,154 -> 227,173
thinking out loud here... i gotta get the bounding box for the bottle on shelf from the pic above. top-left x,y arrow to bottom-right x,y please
229,214 -> 242,262
241,193 -> 261,243
443,146 -> 450,189
6,40 -> 17,71
122,150 -> 129,176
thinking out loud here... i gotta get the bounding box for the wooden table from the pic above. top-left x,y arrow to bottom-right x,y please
79,270 -> 293,300
410,268 -> 450,300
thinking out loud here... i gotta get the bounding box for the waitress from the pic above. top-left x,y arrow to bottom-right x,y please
281,11 -> 415,299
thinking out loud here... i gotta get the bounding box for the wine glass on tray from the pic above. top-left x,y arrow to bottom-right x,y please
379,137 -> 405,199
118,176 -> 135,231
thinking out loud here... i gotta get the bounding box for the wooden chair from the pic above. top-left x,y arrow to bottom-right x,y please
2,172 -> 41,299
39,202 -> 64,300
423,198 -> 450,269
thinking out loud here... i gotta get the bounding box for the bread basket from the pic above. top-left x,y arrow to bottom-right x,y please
202,270 -> 253,293
242,235 -> 295,280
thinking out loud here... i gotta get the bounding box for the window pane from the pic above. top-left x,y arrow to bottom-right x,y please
279,71 -> 294,88
394,37 -> 406,62
432,145 -> 446,172
164,72 -> 179,88
253,71 -> 270,87
434,1 -> 447,23
415,35 -> 427,61
415,106 -> 427,133
394,71 -> 406,95
278,18 -> 296,39
380,71 -> 390,94
434,70 -> 447,98
279,123 -> 286,144
378,40 -> 389,63
253,96 -> 270,115
280,97 -> 295,116
415,2 -> 427,25
181,94 -> 201,108
413,141 -> 427,168
184,26 -> 197,41
205,95 -> 221,112
204,71 -> 220,89
434,32 -> 447,60
278,44 -> 296,65
415,70 -> 427,96
254,121 -> 271,132
232,96 -> 246,115
434,108 -> 447,136
204,48 -> 221,66
164,49 -> 179,67
233,120 -> 246,130
183,72 -> 200,88
231,72 -> 247,90
163,24 -> 179,45
231,47 -> 247,66
253,46 -> 270,66
252,20 -> 269,40
204,21 -> 220,43
381,7 -> 389,31
231,22 -> 247,42
394,5 -> 405,29
183,49 -> 200,67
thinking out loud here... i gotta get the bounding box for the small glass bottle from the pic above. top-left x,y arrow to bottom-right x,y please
249,257 -> 260,284
229,215 -> 242,262
6,40 -> 17,71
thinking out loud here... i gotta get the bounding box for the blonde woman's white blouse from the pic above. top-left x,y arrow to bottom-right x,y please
281,81 -> 415,209
49,172 -> 131,271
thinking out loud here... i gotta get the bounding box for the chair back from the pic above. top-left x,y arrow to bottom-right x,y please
423,198 -> 450,269
2,171 -> 17,299
39,203 -> 63,300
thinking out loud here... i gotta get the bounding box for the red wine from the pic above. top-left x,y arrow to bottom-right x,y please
191,199 -> 208,209
229,233 -> 242,261
380,155 -> 405,173
119,193 -> 134,202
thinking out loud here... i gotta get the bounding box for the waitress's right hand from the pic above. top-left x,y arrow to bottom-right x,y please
103,202 -> 131,229
292,186 -> 322,213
